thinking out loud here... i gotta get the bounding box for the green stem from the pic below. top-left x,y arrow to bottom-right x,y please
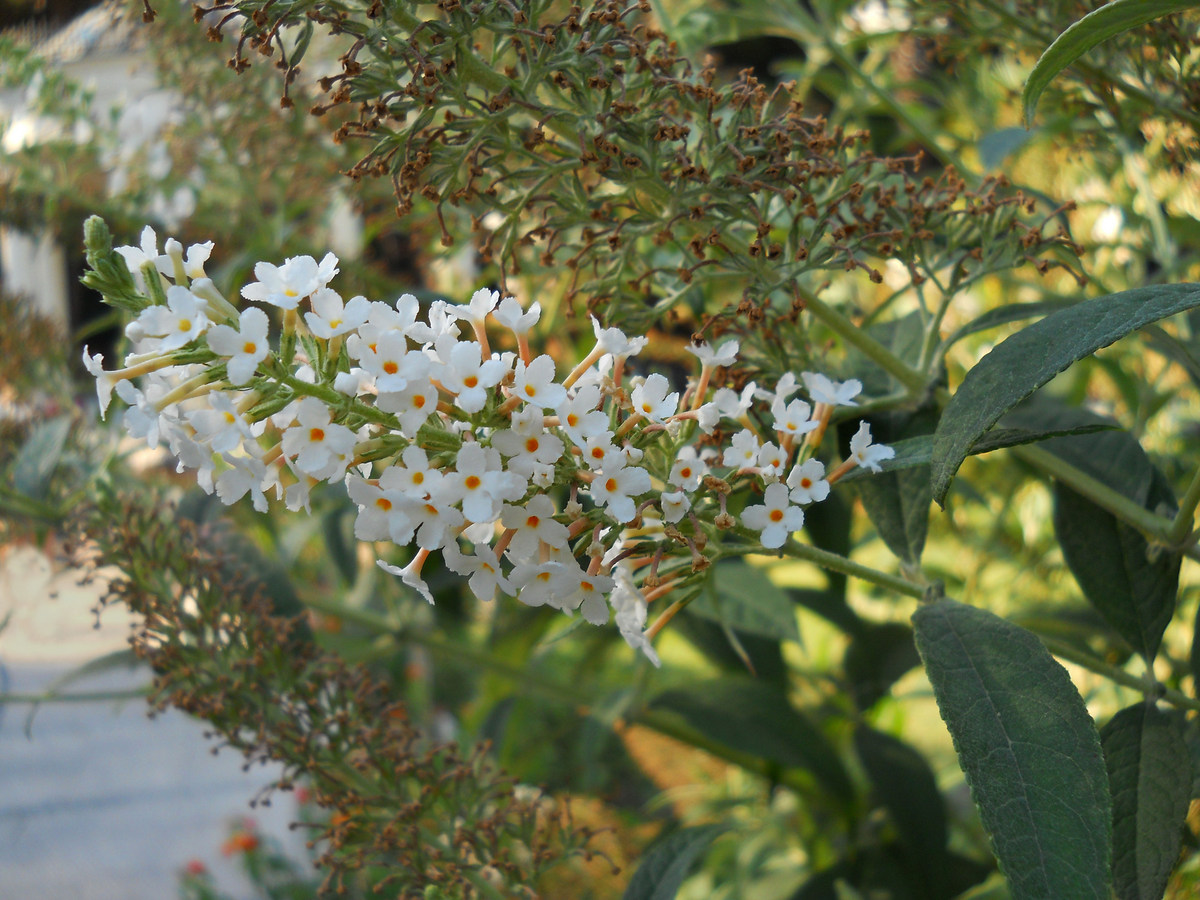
1167,466 -> 1200,546
795,284 -> 928,395
1012,444 -> 1173,541
1039,636 -> 1200,714
727,526 -> 926,600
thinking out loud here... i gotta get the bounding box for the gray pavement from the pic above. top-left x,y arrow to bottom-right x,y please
1,544 -> 309,900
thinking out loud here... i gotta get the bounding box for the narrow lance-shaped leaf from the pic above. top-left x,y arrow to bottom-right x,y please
913,599 -> 1111,900
1023,0 -> 1200,125
622,825 -> 728,900
931,283 -> 1200,505
1053,481 -> 1179,662
1101,704 -> 1192,900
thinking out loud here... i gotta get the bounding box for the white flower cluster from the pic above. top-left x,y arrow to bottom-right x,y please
86,227 -> 895,666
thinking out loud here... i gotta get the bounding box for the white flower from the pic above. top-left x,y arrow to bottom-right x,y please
376,376 -> 439,438
347,472 -> 417,543
378,556 -> 435,604
660,489 -> 691,524
206,306 -> 270,385
771,396 -> 819,438
757,442 -> 787,481
355,332 -> 428,394
115,226 -> 170,281
409,485 -> 466,551
580,432 -> 622,471
442,442 -> 525,524
447,287 -> 499,327
685,338 -> 739,368
442,541 -> 513,601
216,449 -> 270,513
182,241 -> 215,280
280,396 -> 358,478
848,421 -> 895,472
241,253 -> 338,310
741,482 -> 805,549
512,355 -> 567,409
304,289 -> 371,339
510,560 -> 576,609
669,446 -> 708,492
82,346 -> 117,416
383,445 -> 445,498
133,285 -> 208,350
610,568 -> 660,666
186,393 -> 262,454
500,495 -> 571,561
588,464 -> 652,523
556,385 -> 609,448
802,371 -> 862,407
437,339 -> 509,413
590,317 -> 648,356
713,382 -> 758,420
494,297 -> 540,333
630,373 -> 679,423
787,458 -> 830,504
722,428 -> 760,468
491,413 -> 565,479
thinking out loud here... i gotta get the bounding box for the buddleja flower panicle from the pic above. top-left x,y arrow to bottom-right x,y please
86,220 -> 893,662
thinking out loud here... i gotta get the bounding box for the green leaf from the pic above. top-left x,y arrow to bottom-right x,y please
1100,704 -> 1192,900
1023,0 -> 1200,125
844,621 -> 921,710
689,560 -> 800,643
649,677 -> 854,801
977,127 -> 1037,170
857,461 -> 930,564
1053,481 -> 1179,662
1002,399 -> 1169,507
931,283 -> 1200,505
913,599 -> 1112,900
854,725 -> 948,890
622,824 -> 728,900
11,415 -> 71,500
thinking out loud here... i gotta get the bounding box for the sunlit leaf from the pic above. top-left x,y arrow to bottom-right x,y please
931,284 -> 1200,505
1023,0 -> 1200,125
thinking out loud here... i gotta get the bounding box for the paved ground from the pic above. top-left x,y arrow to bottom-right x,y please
0,544 -> 309,900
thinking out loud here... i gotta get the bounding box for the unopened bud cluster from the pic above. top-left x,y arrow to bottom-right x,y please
86,225 -> 894,664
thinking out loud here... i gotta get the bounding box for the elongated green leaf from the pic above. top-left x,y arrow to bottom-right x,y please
623,824 -> 727,900
1023,0 -> 1200,125
12,415 -> 71,500
649,678 -> 853,800
1100,704 -> 1192,900
931,284 -> 1200,505
1053,481 -> 1179,661
690,560 -> 799,642
913,600 -> 1111,900
844,621 -> 920,710
855,409 -> 933,565
854,725 -> 947,886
